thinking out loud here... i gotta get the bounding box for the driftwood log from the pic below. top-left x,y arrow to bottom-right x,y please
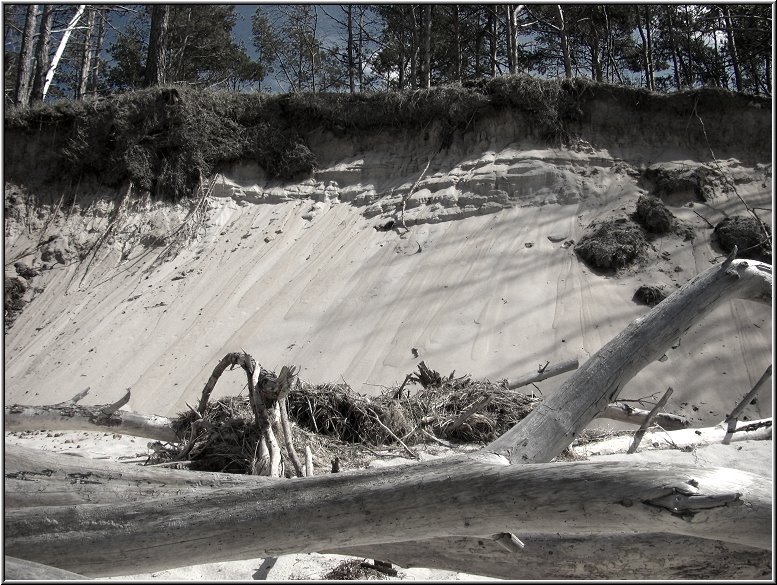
3,388 -> 178,442
3,253 -> 772,579
3,443 -> 771,577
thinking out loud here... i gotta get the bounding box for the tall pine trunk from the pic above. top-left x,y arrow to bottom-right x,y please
422,4 -> 431,88
76,7 -> 95,99
89,6 -> 105,96
720,5 -> 742,92
410,6 -> 418,88
556,5 -> 572,78
453,5 -> 461,82
347,5 -> 355,94
144,5 -> 169,87
14,4 -> 39,106
30,5 -> 53,102
488,5 -> 497,77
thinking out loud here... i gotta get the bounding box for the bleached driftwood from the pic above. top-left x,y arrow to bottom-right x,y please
572,418 -> 772,458
3,255 -> 772,579
4,443 -> 770,577
600,402 -> 690,430
334,532 -> 772,580
485,255 -> 771,463
3,388 -> 177,442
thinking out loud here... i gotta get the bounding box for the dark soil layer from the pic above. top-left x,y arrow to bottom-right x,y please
4,78 -> 770,199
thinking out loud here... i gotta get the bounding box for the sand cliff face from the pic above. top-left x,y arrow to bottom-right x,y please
3,96 -> 772,426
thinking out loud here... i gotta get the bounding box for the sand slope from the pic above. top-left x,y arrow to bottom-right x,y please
4,143 -> 772,428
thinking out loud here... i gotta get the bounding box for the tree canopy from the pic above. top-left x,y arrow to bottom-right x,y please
3,3 -> 772,105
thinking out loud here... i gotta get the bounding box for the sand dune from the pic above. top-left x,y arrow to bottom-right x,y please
4,149 -> 771,428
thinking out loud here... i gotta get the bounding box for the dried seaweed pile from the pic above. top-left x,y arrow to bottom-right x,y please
153,368 -> 539,475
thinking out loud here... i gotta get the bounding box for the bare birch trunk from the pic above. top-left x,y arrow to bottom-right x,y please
29,4 -> 53,102
42,4 -> 86,99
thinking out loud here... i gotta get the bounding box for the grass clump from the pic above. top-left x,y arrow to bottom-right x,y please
574,217 -> 649,271
714,215 -> 772,262
633,195 -> 674,234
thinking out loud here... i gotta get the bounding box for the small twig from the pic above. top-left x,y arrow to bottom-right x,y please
692,99 -> 772,249
723,365 -> 772,445
628,387 -> 674,454
395,374 -> 413,399
369,409 -> 418,459
145,460 -> 192,468
447,395 -> 494,433
692,209 -> 716,229
420,428 -> 453,448
58,387 -> 90,405
494,532 -> 525,552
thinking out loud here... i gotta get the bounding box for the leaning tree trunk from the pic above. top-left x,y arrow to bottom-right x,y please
485,255 -> 771,464
3,255 -> 772,578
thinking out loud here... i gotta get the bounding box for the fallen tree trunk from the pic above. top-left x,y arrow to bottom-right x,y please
4,444 -> 274,509
600,402 -> 690,430
485,256 -> 771,463
573,418 -> 772,458
4,447 -> 770,577
333,532 -> 772,580
3,389 -> 178,443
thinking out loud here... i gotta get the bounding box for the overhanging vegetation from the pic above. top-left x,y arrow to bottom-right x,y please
4,77 -> 770,199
